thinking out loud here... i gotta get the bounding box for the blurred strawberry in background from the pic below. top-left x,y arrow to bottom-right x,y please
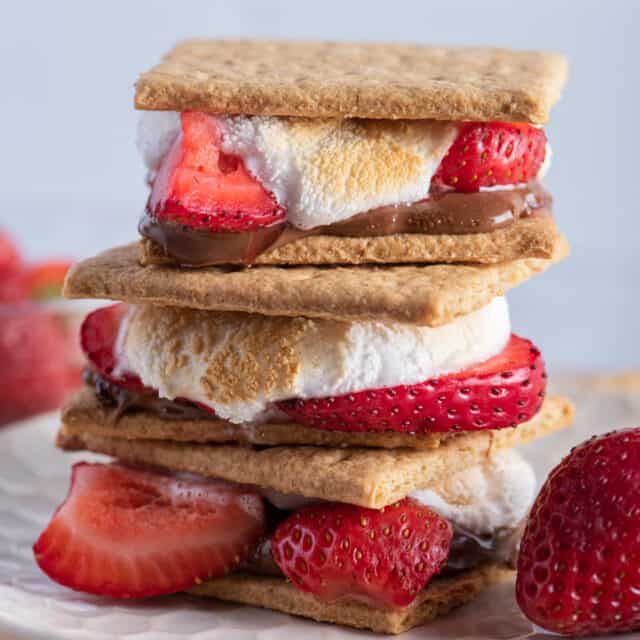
0,229 -> 83,426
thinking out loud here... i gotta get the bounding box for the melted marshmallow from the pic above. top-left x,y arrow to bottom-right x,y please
119,297 -> 510,425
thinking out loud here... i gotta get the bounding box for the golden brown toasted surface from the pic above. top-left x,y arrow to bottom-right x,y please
63,388 -> 568,451
135,40 -> 568,124
189,564 -> 513,634
57,395 -> 573,508
64,240 -> 568,326
141,215 -> 561,267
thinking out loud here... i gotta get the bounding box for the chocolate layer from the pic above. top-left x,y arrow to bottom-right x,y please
140,181 -> 551,266
85,369 -> 209,422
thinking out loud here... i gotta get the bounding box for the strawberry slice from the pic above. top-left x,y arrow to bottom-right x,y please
26,260 -> 72,300
149,112 -> 285,232
80,304 -> 146,391
34,463 -> 266,598
278,334 -> 546,434
272,498 -> 452,607
432,122 -> 546,192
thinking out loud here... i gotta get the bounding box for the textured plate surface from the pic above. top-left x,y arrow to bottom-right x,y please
0,374 -> 638,639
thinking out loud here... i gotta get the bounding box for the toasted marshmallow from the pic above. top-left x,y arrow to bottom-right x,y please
137,112 -> 551,228
136,112 -> 457,227
410,448 -> 535,534
118,297 -> 510,425
218,116 -> 458,229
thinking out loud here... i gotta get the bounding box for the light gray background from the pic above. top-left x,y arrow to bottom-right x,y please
0,0 -> 637,371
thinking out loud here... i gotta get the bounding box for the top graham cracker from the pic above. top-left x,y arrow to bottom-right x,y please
135,39 -> 568,123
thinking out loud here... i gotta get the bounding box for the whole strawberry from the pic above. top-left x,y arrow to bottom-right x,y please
272,498 -> 452,607
516,428 -> 640,635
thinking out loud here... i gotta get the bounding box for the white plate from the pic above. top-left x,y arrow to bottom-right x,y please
0,376 -> 638,639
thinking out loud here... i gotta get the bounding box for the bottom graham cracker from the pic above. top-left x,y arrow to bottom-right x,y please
189,564 -> 513,634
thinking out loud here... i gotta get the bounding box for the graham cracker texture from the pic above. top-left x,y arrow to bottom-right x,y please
63,239 -> 568,326
135,40 -> 568,124
63,388 -> 570,451
140,216 -> 561,267
189,564 -> 513,634
57,395 -> 573,509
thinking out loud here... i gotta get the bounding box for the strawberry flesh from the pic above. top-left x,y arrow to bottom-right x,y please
149,112 -> 284,232
516,428 -> 640,635
278,334 -> 546,434
272,498 -> 452,607
34,462 -> 266,598
432,122 -> 547,192
80,304 -> 147,392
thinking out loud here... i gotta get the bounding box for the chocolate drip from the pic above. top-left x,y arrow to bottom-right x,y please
139,181 -> 551,267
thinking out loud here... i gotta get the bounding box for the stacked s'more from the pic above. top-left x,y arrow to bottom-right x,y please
34,41 -> 573,634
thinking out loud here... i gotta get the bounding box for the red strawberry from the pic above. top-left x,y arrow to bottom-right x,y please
272,498 -> 451,607
34,462 -> 266,598
0,231 -> 27,302
0,271 -> 29,303
80,304 -> 146,391
278,334 -> 546,434
0,304 -> 81,425
516,428 -> 640,635
432,122 -> 547,192
149,112 -> 284,232
26,260 -> 72,300
0,230 -> 21,272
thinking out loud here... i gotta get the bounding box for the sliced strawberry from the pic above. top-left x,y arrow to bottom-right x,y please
432,122 -> 547,192
149,112 -> 284,232
26,260 -> 72,300
278,334 -> 546,434
80,304 -> 146,391
272,498 -> 451,607
34,463 -> 266,598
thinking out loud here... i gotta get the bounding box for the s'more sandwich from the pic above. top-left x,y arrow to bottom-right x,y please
40,248 -> 571,634
134,40 -> 568,267
33,40 -> 572,635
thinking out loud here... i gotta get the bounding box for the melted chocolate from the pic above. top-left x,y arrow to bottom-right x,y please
140,181 -> 551,266
85,369 -> 210,422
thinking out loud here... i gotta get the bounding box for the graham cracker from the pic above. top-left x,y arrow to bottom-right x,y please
189,564 -> 513,634
140,215 -> 560,267
56,395 -> 573,509
63,239 -> 568,326
135,40 -> 568,124
63,388 -> 569,451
